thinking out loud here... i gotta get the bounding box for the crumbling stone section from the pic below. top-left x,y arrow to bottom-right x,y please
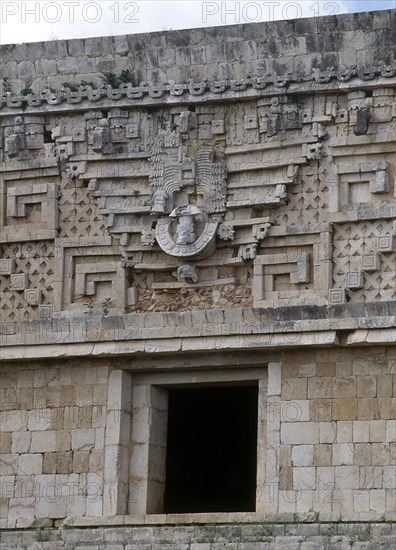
0,7 -> 395,542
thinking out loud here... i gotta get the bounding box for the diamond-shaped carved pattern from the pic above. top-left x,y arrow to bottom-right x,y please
274,162 -> 329,226
0,242 -> 55,321
333,221 -> 396,302
59,181 -> 106,238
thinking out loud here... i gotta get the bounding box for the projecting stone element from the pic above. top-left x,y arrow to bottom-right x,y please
345,271 -> 364,289
24,289 -> 41,305
355,107 -> 370,135
253,223 -> 271,240
38,304 -> 53,318
179,111 -> 196,133
127,287 -> 138,306
362,253 -> 380,272
92,119 -> 111,153
176,264 -> 199,283
304,142 -> 323,160
170,205 -> 202,245
155,217 -> 218,259
217,223 -> 234,241
377,235 -> 395,252
141,229 -> 156,246
212,119 -> 225,134
240,243 -> 258,260
0,259 -> 15,275
329,288 -> 347,304
10,273 -> 28,290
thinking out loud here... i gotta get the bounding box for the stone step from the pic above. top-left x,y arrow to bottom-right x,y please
1,523 -> 395,550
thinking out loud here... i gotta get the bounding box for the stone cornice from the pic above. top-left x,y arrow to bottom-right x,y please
1,64 -> 395,116
1,304 -> 395,360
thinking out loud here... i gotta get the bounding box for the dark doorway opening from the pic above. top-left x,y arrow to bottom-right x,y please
164,385 -> 258,513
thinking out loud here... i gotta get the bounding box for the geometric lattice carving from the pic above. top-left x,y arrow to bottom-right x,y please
333,221 -> 396,302
0,242 -> 55,321
274,162 -> 330,226
58,180 -> 106,239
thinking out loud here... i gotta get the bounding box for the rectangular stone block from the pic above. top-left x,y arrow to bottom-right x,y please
336,421 -> 353,443
332,443 -> 354,465
18,454 -> 42,475
71,429 -> 95,451
357,376 -> 376,398
313,444 -> 332,466
333,399 -> 357,421
353,421 -> 370,442
281,378 -> 307,400
11,432 -> 31,453
291,445 -> 313,466
281,422 -> 319,444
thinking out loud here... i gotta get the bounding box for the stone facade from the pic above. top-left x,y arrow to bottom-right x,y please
0,8 -> 395,548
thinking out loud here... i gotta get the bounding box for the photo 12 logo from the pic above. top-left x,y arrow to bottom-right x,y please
202,1 -> 340,24
1,1 -> 140,25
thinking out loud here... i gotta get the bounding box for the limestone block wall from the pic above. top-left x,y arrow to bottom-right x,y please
0,363 -> 109,523
0,10 -> 394,96
0,347 -> 395,526
273,348 -> 395,519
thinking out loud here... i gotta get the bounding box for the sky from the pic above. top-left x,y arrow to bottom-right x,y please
0,0 -> 394,44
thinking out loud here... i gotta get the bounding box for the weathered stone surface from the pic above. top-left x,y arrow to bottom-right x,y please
0,6 -> 395,539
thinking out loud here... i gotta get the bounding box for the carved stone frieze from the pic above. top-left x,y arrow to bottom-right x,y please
1,61 -> 395,112
0,17 -> 395,318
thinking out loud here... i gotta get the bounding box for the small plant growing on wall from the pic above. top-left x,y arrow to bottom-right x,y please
102,298 -> 111,315
62,82 -> 79,91
101,72 -> 120,87
84,298 -> 94,315
2,76 -> 10,93
119,69 -> 132,83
